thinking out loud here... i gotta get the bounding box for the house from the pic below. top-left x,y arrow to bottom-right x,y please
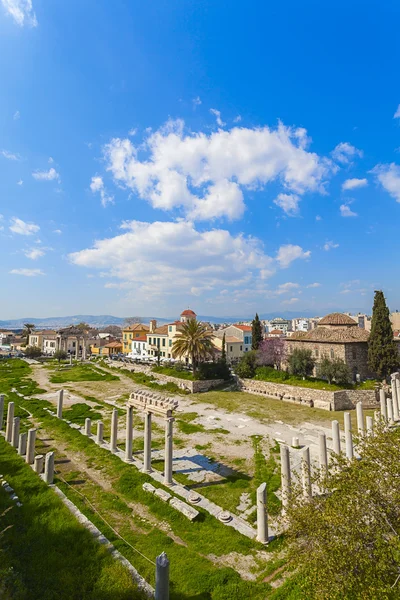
213,324 -> 253,356
212,335 -> 243,362
146,309 -> 199,362
28,330 -> 57,354
122,323 -> 150,354
267,329 -> 286,338
0,331 -> 12,349
267,317 -> 291,334
129,335 -> 148,359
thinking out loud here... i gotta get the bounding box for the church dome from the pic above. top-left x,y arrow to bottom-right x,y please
318,312 -> 358,327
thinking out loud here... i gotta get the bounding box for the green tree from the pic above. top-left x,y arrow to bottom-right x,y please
368,290 -> 399,379
172,319 -> 214,373
251,314 -> 263,350
53,350 -> 68,363
24,345 -> 42,358
287,348 -> 315,377
22,322 -> 35,343
235,351 -> 257,378
221,332 -> 227,365
318,356 -> 351,384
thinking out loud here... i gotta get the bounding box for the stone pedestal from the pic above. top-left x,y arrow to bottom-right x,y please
344,412 -> 353,460
11,417 -> 20,448
5,402 -> 15,443
380,389 -> 387,422
56,389 -> 64,419
366,416 -> 373,435
356,402 -> 364,436
301,446 -> 312,498
18,432 -> 27,456
155,552 -> 170,600
332,420 -> 341,454
280,444 -> 291,512
84,418 -> 91,436
110,409 -> 118,452
143,411 -> 152,473
125,406 -> 133,462
164,417 -> 174,486
96,421 -> 103,444
34,454 -> 44,474
44,451 -> 55,484
25,428 -> 37,464
0,394 -> 4,430
256,482 -> 268,544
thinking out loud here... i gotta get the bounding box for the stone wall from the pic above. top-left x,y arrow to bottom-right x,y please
238,377 -> 379,411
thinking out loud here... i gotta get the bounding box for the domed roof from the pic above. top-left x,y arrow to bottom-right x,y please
318,312 -> 357,326
180,309 -> 196,316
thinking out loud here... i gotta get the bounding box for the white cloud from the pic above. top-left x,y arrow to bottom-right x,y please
307,282 -> 321,288
32,167 -> 60,182
53,229 -> 62,234
48,156 -> 54,164
9,217 -> 40,236
323,240 -> 339,251
209,108 -> 225,127
13,110 -> 20,120
192,96 -> 202,108
104,119 -> 333,222
394,105 -> 400,119
1,0 -> 37,26
275,282 -> 300,294
10,268 -> 44,277
17,179 -> 23,185
90,175 -> 114,208
1,149 -> 20,160
282,297 -> 299,305
128,128 -> 137,137
342,177 -> 367,191
340,280 -> 367,295
371,163 -> 400,203
24,247 -> 45,260
275,244 -> 311,268
274,193 -> 300,216
340,203 -> 357,217
233,115 -> 242,123
315,215 -> 322,221
331,142 -> 363,164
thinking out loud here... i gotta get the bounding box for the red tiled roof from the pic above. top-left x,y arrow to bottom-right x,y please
123,323 -> 150,332
134,335 -> 147,342
233,324 -> 252,331
105,341 -> 123,348
180,309 -> 196,316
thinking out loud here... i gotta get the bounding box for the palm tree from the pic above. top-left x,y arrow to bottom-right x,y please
172,320 -> 214,372
22,323 -> 35,342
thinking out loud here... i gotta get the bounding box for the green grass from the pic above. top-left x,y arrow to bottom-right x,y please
253,366 -> 378,391
119,368 -> 190,394
152,365 -> 195,380
49,364 -> 120,383
63,403 -> 103,425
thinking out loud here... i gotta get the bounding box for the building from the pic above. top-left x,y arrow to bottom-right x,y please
28,330 -> 57,354
291,318 -> 311,333
147,309 -> 198,361
287,312 -> 372,380
0,331 -> 12,349
212,335 -> 243,362
122,323 -> 150,354
213,324 -> 252,356
128,335 -> 148,359
267,317 -> 291,334
391,311 -> 400,332
267,329 -> 286,338
55,326 -> 97,358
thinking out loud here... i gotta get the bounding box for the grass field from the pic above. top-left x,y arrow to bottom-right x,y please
48,363 -> 120,384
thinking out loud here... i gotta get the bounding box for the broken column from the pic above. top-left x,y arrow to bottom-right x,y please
11,417 -> 20,448
319,432 -> 328,476
44,451 -> 55,484
34,454 -> 44,474
332,420 -> 341,454
125,406 -> 133,462
5,401 -> 15,443
18,432 -> 27,456
387,397 -> 394,424
143,411 -> 152,473
391,374 -> 399,421
56,389 -> 64,419
366,416 -> 374,435
256,482 -> 268,544
25,428 -> 37,464
280,444 -> 291,513
96,421 -> 104,445
301,446 -> 312,498
110,408 -> 118,452
344,412 -> 353,460
380,388 -> 388,422
155,552 -> 170,600
84,418 -> 91,436
0,394 -> 4,430
395,375 -> 400,414
356,402 -> 364,436
164,417 -> 174,486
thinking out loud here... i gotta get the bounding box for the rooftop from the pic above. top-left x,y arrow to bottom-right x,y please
180,309 -> 196,317
318,312 -> 358,327
123,323 -> 150,332
233,324 -> 252,331
290,327 -> 370,343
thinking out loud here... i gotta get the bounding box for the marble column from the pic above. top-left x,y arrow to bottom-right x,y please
301,446 -> 312,498
332,420 -> 341,454
125,406 -> 133,462
69,353 -> 72,365
143,411 -> 152,473
0,394 -> 4,430
84,418 -> 91,436
96,421 -> 104,444
344,412 -> 353,460
25,428 -> 37,464
110,409 -> 118,452
391,375 -> 399,421
5,401 -> 15,443
366,416 -> 374,435
387,397 -> 394,424
380,389 -> 387,422
44,451 -> 55,484
18,432 -> 27,456
34,454 -> 44,474
256,482 -> 268,544
76,339 -> 79,359
11,417 -> 20,448
356,402 -> 364,436
155,552 -> 170,600
164,417 -> 174,486
319,432 -> 328,474
280,444 -> 291,512
292,437 -> 299,448
395,376 -> 400,415
56,389 -> 64,419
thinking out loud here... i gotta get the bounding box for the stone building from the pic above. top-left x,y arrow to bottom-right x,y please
287,312 -> 372,380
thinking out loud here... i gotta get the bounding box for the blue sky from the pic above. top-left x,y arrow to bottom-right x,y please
1,0 -> 400,319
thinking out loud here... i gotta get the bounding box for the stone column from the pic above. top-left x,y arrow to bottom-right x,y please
84,418 -> 91,436
292,437 -> 299,448
319,432 -> 328,475
391,375 -> 399,421
56,389 -> 64,419
11,417 -> 20,448
0,394 -> 4,430
143,411 -> 152,473
69,353 -> 72,365
125,406 -> 133,462
356,402 -> 364,436
380,389 -> 387,422
155,552 -> 170,600
44,451 -> 55,484
332,420 -> 341,454
25,428 -> 37,464
387,397 -> 394,424
256,482 -> 268,544
96,421 -> 104,444
76,338 -> 80,359
5,401 -> 15,443
164,417 -> 174,486
34,454 -> 44,474
396,376 -> 400,415
18,432 -> 27,456
110,409 -> 118,452
280,444 -> 291,512
366,416 -> 374,435
344,412 -> 353,460
301,446 -> 312,498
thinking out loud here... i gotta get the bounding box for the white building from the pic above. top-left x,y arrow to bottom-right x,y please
128,335 -> 148,359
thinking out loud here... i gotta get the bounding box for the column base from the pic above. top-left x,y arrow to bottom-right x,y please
142,467 -> 152,474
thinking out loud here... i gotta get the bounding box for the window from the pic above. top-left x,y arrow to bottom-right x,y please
169,339 -> 172,347
244,336 -> 249,345
169,326 -> 172,332
157,338 -> 160,346
124,334 -> 127,340
330,348 -> 334,359
162,338 -> 166,346
162,352 -> 165,357
240,345 -> 242,351
230,346 -> 233,352
129,334 -> 132,339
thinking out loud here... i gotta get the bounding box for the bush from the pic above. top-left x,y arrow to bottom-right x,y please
196,360 -> 231,381
54,350 -> 68,363
235,351 -> 257,378
254,366 -> 290,382
287,348 -> 315,377
318,356 -> 351,384
24,345 -> 42,358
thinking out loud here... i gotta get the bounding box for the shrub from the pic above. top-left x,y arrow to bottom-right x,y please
318,356 -> 351,384
235,351 -> 257,378
196,360 -> 231,381
287,348 -> 315,377
254,366 -> 290,382
24,345 -> 42,358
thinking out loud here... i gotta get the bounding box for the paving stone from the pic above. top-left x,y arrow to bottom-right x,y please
142,482 -> 156,494
154,488 -> 172,502
169,497 -> 199,521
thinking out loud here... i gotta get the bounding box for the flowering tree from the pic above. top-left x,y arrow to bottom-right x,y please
256,338 -> 287,370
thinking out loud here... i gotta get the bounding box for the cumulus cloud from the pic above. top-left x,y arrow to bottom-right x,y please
32,167 -> 60,182
1,0 -> 37,26
342,177 -> 367,191
10,268 -> 44,276
340,203 -> 358,217
331,142 -> 363,164
275,244 -> 311,268
90,175 -> 114,207
103,119 -> 333,222
323,241 -> 339,251
1,149 -> 21,160
371,163 -> 400,203
9,217 -> 40,235
24,247 -> 45,260
273,193 -> 300,216
275,282 -> 300,294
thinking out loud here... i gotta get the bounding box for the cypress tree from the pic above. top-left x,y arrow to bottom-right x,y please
251,313 -> 263,350
221,332 -> 227,365
368,290 -> 399,379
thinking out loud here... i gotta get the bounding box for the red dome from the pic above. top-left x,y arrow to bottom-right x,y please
180,309 -> 196,316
